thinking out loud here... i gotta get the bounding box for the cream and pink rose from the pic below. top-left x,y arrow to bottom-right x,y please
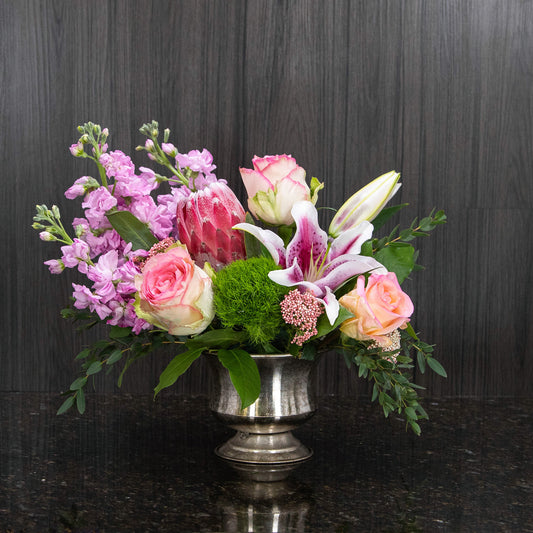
339,272 -> 413,347
240,155 -> 313,225
134,244 -> 214,335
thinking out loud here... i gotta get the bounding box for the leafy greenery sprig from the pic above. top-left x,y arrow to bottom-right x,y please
57,307 -> 263,415
337,323 -> 446,435
57,308 -> 186,415
360,209 -> 447,283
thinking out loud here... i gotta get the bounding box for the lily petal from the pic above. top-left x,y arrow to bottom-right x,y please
317,287 -> 340,325
329,221 -> 374,259
232,223 -> 286,267
268,258 -> 326,297
286,201 -> 328,278
314,255 -> 387,294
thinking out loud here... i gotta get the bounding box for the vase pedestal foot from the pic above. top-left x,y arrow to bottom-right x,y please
215,430 -> 313,482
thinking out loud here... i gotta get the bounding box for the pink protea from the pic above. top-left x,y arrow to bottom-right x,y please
176,181 -> 246,270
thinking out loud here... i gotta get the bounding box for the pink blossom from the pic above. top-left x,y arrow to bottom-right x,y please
157,187 -> 183,227
116,261 -> 141,294
176,149 -> 216,175
87,251 -> 120,303
128,196 -> 173,240
162,143 -> 177,157
99,150 -> 135,179
65,176 -> 99,200
69,142 -> 84,157
71,283 -> 111,320
82,187 -> 117,229
44,259 -> 64,274
113,167 -> 159,199
61,239 -> 91,273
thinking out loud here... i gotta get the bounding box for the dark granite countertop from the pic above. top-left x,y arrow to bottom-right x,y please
1,393 -> 532,532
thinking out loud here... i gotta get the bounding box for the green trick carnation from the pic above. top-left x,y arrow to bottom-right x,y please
213,257 -> 288,349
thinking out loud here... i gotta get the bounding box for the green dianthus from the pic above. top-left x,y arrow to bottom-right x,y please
213,257 -> 288,349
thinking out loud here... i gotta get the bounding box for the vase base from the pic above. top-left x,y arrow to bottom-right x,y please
215,430 -> 313,481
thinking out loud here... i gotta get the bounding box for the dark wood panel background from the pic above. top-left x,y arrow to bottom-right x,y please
2,0 -> 532,397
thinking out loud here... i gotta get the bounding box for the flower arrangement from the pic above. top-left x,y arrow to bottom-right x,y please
33,121 -> 446,434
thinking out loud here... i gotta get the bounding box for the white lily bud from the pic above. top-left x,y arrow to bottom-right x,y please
329,171 -> 401,237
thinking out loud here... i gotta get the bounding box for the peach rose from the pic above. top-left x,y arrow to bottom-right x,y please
134,244 -> 214,335
339,272 -> 413,346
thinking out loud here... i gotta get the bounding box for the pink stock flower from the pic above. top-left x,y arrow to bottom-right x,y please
65,176 -> 100,200
99,150 -> 135,179
60,238 -> 91,273
134,244 -> 214,336
43,259 -> 64,274
81,188 -> 117,229
128,196 -> 173,240
71,283 -> 111,320
176,149 -> 216,175
339,272 -> 414,348
87,251 -> 121,304
113,167 -> 159,199
240,154 -> 313,225
176,181 -> 246,270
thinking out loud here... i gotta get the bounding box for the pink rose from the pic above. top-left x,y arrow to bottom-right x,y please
339,272 -> 413,346
134,245 -> 214,335
240,155 -> 313,225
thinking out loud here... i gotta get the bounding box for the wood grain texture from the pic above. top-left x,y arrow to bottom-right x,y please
1,0 -> 532,398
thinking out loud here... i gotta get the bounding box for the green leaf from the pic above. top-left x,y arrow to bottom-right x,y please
70,376 -> 88,390
371,203 -> 409,230
371,383 -> 379,402
217,349 -> 261,409
154,347 -> 203,396
76,389 -> 86,414
86,362 -> 102,375
106,209 -> 158,250
106,349 -> 123,365
240,213 -> 272,259
405,322 -> 419,340
374,244 -> 415,283
57,395 -> 75,415
427,357 -> 447,378
360,240 -> 374,257
409,420 -> 421,436
417,350 -> 426,373
404,406 -> 417,420
109,326 -> 132,339
301,343 -> 317,361
187,328 -> 247,349
75,348 -> 91,360
315,306 -> 353,338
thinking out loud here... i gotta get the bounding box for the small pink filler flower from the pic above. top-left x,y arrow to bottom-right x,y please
280,289 -> 324,346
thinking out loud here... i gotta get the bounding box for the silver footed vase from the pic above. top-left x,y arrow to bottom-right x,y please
208,354 -> 317,481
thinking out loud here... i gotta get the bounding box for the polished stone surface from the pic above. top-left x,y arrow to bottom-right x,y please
1,393 -> 532,532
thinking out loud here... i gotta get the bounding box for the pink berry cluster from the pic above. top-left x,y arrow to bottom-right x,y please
280,289 -> 324,346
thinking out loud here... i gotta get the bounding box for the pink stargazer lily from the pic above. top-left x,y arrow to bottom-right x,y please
234,201 -> 387,324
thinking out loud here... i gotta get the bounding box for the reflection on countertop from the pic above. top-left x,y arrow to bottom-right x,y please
0,393 -> 532,532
